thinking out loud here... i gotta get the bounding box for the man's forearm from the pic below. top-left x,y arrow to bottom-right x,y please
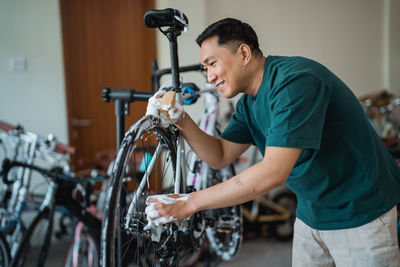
188,160 -> 284,212
176,112 -> 224,168
187,147 -> 302,213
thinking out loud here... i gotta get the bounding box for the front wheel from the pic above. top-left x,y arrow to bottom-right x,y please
101,116 -> 185,267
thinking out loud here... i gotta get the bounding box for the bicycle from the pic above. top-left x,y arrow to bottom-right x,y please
241,190 -> 297,242
0,120 -> 76,265
62,168 -> 107,267
0,159 -> 104,267
360,94 -> 400,161
0,120 -> 105,267
101,8 -> 243,267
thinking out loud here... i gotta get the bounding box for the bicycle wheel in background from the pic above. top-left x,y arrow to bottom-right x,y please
205,164 -> 243,261
102,116 -> 183,267
63,224 -> 99,267
0,231 -> 11,267
10,203 -> 55,267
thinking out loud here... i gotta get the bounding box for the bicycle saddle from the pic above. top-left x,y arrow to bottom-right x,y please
144,8 -> 188,31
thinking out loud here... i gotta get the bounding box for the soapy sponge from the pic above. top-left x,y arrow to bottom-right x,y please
159,91 -> 176,119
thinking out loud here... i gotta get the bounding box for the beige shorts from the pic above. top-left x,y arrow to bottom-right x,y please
292,206 -> 400,267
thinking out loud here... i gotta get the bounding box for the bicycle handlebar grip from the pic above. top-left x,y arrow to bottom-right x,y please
54,142 -> 76,155
102,88 -> 111,102
0,120 -> 16,131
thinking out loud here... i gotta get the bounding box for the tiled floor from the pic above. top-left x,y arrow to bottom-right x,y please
220,238 -> 292,267
41,235 -> 292,266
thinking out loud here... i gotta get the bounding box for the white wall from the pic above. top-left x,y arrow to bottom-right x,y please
389,0 -> 400,93
204,0 -> 385,96
0,0 -> 67,142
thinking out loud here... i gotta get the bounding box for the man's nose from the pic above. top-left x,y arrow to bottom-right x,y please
207,70 -> 217,84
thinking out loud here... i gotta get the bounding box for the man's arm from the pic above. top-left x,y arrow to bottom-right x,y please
176,112 -> 250,169
152,146 -> 302,220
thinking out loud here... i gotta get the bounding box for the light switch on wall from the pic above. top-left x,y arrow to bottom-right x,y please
9,57 -> 27,72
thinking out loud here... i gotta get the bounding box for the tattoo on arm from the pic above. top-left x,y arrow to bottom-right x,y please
234,176 -> 244,186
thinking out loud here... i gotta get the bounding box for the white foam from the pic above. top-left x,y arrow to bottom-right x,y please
143,194 -> 190,232
145,90 -> 184,127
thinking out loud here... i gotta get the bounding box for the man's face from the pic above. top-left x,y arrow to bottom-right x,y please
200,36 -> 245,98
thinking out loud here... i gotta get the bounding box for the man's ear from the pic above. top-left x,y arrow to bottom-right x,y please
238,44 -> 252,66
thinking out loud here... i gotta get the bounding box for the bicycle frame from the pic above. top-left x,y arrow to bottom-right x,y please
125,85 -> 220,233
2,160 -> 103,267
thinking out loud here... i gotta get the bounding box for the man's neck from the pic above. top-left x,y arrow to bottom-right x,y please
246,56 -> 267,96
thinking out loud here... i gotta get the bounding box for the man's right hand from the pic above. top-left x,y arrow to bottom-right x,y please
146,90 -> 185,127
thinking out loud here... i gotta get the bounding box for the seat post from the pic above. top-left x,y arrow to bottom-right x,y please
166,31 -> 181,92
169,38 -> 180,91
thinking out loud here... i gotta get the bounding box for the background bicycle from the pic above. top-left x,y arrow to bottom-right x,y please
0,120 -> 108,267
0,120 -> 74,264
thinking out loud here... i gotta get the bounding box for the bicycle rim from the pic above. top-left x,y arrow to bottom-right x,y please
64,230 -> 99,267
0,231 -> 10,267
101,116 -> 180,267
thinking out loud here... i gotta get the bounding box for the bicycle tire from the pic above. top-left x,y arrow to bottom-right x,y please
205,164 -> 243,261
102,116 -> 186,267
0,231 -> 11,267
269,191 -> 297,242
10,204 -> 55,267
63,224 -> 100,267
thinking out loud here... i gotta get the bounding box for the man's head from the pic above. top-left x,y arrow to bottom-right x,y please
196,18 -> 262,57
197,18 -> 264,98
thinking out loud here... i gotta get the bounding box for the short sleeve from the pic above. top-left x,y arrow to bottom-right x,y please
221,97 -> 254,144
267,73 -> 331,149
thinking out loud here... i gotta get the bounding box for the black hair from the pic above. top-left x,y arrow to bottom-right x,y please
196,18 -> 262,56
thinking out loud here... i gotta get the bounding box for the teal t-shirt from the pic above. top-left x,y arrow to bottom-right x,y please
221,56 -> 400,230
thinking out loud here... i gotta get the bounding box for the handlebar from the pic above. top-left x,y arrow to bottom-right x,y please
102,88 -> 154,103
0,120 -> 16,131
151,62 -> 203,91
54,142 -> 76,155
1,159 -> 107,185
0,120 -> 76,156
363,97 -> 400,114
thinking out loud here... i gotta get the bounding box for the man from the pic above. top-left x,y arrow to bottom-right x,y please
148,18 -> 400,266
